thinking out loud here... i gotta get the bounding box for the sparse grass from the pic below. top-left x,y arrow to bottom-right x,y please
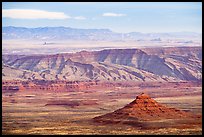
2,82 -> 202,135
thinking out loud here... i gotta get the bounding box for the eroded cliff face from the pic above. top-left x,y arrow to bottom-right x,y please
2,47 -> 202,82
2,80 -> 99,91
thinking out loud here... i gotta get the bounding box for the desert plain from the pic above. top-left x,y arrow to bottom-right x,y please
2,81 -> 202,135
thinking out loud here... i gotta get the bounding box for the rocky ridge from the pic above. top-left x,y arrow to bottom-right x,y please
2,47 -> 202,82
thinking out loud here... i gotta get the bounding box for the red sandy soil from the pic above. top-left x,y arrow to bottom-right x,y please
2,80 -> 201,92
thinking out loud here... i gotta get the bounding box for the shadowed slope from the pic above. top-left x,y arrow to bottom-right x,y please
2,48 -> 202,82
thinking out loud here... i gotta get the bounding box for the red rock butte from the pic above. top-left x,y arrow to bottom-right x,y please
93,93 -> 197,125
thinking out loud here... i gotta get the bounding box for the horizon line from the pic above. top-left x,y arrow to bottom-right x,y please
2,25 -> 202,34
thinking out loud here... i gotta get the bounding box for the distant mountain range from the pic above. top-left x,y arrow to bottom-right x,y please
2,26 -> 202,82
2,26 -> 201,41
2,47 -> 202,82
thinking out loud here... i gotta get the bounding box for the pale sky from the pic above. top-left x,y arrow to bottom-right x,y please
2,2 -> 202,33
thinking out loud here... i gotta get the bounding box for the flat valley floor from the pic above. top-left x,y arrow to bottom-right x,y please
2,82 -> 202,135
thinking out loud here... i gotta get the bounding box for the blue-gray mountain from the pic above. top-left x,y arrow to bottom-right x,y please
2,26 -> 201,41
